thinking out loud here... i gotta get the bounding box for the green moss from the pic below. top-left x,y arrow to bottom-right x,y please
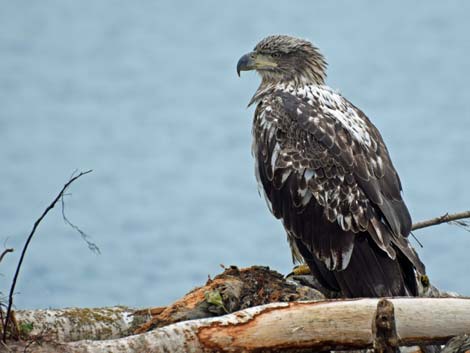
204,290 -> 228,313
57,307 -> 132,340
19,322 -> 34,338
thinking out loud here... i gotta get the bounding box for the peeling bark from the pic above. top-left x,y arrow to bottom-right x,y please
2,267 -> 470,353
4,266 -> 321,343
134,266 -> 325,333
3,298 -> 470,353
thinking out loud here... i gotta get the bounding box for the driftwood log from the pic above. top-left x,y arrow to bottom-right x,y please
3,298 -> 470,353
2,267 -> 324,344
1,266 -> 469,353
9,306 -> 142,342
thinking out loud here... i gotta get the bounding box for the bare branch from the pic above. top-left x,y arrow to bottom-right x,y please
2,170 -> 92,342
412,210 -> 470,231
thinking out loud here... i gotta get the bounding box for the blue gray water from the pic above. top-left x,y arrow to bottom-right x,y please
1,1 -> 469,309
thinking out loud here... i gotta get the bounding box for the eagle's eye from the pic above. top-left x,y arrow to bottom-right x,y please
272,52 -> 281,58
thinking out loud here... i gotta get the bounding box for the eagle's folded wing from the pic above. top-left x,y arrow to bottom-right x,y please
253,88 -> 424,274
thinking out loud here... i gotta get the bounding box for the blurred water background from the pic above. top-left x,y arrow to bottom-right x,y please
1,1 -> 469,309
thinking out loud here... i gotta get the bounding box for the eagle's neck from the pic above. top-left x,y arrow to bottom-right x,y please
248,51 -> 327,107
248,78 -> 320,107
248,81 -> 277,107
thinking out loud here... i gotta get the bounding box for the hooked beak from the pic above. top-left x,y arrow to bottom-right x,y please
237,52 -> 256,77
237,51 -> 277,77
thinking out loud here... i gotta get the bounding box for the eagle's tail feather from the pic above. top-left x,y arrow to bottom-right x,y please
335,235 -> 417,297
296,233 -> 419,297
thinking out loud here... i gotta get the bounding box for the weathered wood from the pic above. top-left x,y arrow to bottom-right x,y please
1,266 -> 323,344
12,306 -> 145,342
135,265 -> 325,333
2,267 -> 468,352
4,298 -> 470,353
372,299 -> 399,353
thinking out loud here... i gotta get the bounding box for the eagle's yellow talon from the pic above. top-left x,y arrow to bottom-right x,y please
420,274 -> 430,288
291,264 -> 311,276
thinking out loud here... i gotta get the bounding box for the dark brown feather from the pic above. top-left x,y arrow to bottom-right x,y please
251,85 -> 425,297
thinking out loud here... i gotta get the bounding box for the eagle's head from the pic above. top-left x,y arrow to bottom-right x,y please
237,35 -> 327,86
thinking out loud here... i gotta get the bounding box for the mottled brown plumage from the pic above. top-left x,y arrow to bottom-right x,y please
238,35 -> 425,297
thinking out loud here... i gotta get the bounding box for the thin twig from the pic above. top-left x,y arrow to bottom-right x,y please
0,249 -> 13,265
59,169 -> 100,253
61,192 -> 100,254
409,232 -> 423,248
449,219 -> 470,233
2,170 -> 92,343
412,210 -> 470,231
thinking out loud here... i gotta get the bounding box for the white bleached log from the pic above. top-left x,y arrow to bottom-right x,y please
6,298 -> 470,353
12,306 -> 144,341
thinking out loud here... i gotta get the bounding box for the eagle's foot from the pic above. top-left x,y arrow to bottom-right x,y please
288,263 -> 311,276
420,274 -> 430,288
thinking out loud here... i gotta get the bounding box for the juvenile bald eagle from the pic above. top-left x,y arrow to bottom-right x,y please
237,35 -> 425,297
